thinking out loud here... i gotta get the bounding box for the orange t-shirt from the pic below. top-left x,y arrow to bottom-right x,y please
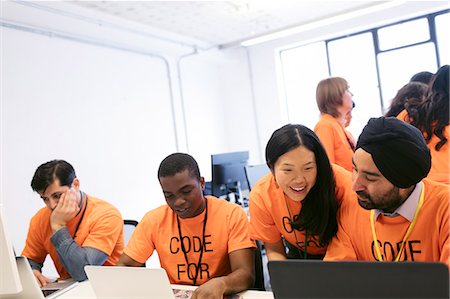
397,110 -> 449,184
314,114 -> 354,171
124,196 -> 255,285
22,194 -> 124,279
345,129 -> 356,151
249,164 -> 355,255
324,179 -> 450,267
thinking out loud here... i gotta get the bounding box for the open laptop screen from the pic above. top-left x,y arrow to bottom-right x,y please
268,260 -> 449,299
0,210 -> 22,295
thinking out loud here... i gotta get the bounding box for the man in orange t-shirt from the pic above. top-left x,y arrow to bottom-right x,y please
118,153 -> 255,299
325,117 -> 449,267
22,160 -> 124,286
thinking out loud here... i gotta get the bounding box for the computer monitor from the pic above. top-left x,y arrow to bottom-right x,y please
0,209 -> 22,295
211,151 -> 249,199
244,163 -> 270,190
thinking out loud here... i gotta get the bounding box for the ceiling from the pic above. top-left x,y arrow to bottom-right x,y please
71,1 -> 383,48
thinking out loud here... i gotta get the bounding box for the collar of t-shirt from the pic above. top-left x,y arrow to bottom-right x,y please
74,191 -> 86,217
373,182 -> 423,222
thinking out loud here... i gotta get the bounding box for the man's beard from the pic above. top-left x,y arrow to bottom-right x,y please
356,188 -> 404,213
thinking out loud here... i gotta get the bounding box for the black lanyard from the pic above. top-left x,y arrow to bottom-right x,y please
73,193 -> 88,239
176,198 -> 208,286
284,195 -> 308,259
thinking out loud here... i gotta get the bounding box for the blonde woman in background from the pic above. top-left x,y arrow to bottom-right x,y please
314,77 -> 354,171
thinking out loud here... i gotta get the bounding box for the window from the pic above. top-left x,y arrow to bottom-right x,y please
436,13 -> 450,65
378,18 -> 430,50
328,33 -> 380,136
378,43 -> 437,109
279,42 -> 328,130
279,9 -> 449,140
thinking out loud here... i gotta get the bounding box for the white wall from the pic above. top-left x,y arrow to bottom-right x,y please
0,1 -> 257,274
181,48 -> 263,177
1,25 -> 178,269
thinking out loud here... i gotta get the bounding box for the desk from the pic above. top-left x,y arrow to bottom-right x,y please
59,281 -> 274,299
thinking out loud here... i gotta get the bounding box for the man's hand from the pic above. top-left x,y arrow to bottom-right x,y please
50,188 -> 80,233
32,269 -> 52,287
191,277 -> 226,299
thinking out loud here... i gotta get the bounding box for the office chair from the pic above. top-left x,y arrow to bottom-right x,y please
251,240 -> 266,291
123,219 -> 146,267
123,219 -> 138,246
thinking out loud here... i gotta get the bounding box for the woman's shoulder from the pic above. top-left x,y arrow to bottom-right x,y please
141,204 -> 172,222
315,114 -> 340,129
251,173 -> 281,197
331,163 -> 352,182
331,164 -> 355,205
396,109 -> 410,122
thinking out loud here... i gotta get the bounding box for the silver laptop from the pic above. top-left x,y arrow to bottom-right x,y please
0,256 -> 78,299
85,266 -> 176,299
0,210 -> 22,296
0,210 -> 77,299
268,260 -> 449,298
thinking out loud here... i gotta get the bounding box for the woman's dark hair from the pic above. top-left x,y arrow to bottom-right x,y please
158,152 -> 201,180
31,160 -> 76,193
384,82 -> 428,117
265,124 -> 338,246
405,65 -> 449,151
410,71 -> 433,85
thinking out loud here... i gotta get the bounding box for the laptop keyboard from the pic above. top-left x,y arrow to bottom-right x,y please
172,288 -> 242,299
173,289 -> 193,298
42,289 -> 59,297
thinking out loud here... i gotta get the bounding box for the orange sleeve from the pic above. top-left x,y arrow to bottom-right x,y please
123,210 -> 156,264
227,205 -> 256,253
324,197 -> 358,261
436,185 -> 450,266
82,208 -> 123,256
325,167 -> 359,260
332,164 -> 354,205
439,216 -> 450,267
249,184 -> 283,243
21,211 -> 48,264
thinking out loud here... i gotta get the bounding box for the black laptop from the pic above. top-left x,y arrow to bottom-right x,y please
268,260 -> 449,299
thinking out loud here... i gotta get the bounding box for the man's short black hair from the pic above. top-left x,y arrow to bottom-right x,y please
31,160 -> 76,193
158,153 -> 201,180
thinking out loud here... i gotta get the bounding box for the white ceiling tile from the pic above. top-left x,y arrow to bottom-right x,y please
69,1 -> 402,46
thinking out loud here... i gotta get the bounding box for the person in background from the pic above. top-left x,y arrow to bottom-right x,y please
344,100 -> 356,151
117,153 -> 255,299
397,65 -> 449,184
22,160 -> 124,286
384,81 -> 428,117
249,124 -> 355,260
410,71 -> 433,85
314,77 -> 355,171
325,117 -> 449,266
